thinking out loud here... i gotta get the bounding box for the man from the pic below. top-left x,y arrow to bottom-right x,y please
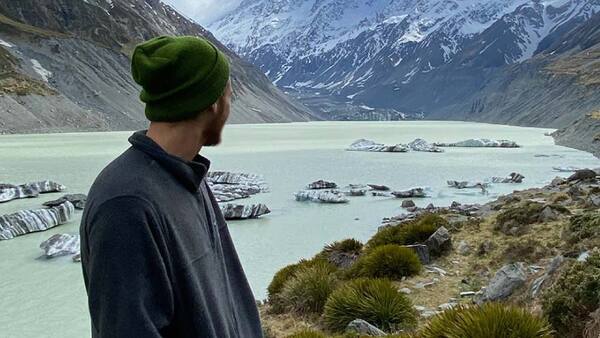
80,36 -> 263,337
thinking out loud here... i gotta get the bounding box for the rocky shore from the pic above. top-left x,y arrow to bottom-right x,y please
260,169 -> 600,338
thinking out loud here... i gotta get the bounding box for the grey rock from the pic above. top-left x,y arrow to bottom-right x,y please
43,193 -> 87,209
457,240 -> 471,255
345,319 -> 386,336
72,253 -> 81,263
551,177 -> 567,186
40,233 -> 80,258
438,302 -> 457,310
401,200 -> 416,208
403,244 -> 431,264
425,226 -> 452,256
0,202 -> 74,240
568,169 -> 597,182
399,287 -> 412,294
530,256 -> 564,297
220,204 -> 270,220
307,180 -> 337,190
478,262 -> 527,303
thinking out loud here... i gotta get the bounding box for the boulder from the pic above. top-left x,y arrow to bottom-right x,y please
220,204 -> 270,220
425,226 -> 451,256
345,319 -> 385,336
40,233 -> 80,258
477,262 -> 527,303
0,202 -> 74,240
294,190 -> 349,203
457,240 -> 471,255
401,200 -> 416,208
392,188 -> 426,198
530,256 -> 564,297
307,180 -> 337,190
568,169 -> 597,182
43,194 -> 87,210
551,177 -> 567,186
347,139 -> 409,153
408,138 -> 443,153
0,180 -> 65,203
403,244 -> 431,264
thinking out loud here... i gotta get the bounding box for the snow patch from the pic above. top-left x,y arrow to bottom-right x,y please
0,38 -> 13,48
31,59 -> 52,82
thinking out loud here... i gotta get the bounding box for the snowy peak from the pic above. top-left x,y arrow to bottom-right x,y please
211,0 -> 599,94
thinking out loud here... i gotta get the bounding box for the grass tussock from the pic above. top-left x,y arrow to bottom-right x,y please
368,214 -> 447,249
420,303 -> 553,338
323,278 -> 417,333
279,260 -> 339,314
350,244 -> 422,279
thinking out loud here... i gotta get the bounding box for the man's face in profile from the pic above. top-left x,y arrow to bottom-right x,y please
204,79 -> 232,146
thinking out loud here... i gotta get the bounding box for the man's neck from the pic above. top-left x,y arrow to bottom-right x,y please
146,121 -> 206,162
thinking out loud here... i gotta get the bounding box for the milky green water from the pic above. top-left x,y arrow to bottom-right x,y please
0,121 -> 598,337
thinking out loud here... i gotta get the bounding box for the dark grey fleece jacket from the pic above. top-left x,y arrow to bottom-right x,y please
80,131 -> 263,338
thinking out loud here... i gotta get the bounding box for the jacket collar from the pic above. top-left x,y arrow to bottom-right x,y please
129,130 -> 210,192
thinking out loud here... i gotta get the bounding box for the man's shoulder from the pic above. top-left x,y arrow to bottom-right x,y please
86,147 -> 163,211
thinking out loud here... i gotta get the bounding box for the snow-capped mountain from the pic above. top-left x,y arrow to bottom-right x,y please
211,0 -> 600,126
0,0 -> 316,134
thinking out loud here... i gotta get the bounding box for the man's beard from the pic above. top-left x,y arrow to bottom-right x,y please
203,117 -> 226,146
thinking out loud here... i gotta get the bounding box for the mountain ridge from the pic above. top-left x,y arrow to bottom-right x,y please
211,0 -> 600,128
0,0 -> 317,134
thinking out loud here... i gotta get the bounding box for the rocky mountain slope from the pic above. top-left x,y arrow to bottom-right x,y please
211,0 -> 600,127
0,0 -> 316,134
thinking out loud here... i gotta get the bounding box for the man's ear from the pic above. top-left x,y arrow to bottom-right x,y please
205,102 -> 218,115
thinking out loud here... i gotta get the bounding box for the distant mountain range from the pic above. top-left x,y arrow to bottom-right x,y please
0,0 -> 316,134
211,0 -> 600,129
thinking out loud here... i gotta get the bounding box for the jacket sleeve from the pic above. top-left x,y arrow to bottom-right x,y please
84,196 -> 174,337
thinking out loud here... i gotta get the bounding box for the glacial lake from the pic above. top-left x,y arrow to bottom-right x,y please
1,121 -> 599,337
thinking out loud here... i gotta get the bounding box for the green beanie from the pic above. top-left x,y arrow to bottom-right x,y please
131,35 -> 230,122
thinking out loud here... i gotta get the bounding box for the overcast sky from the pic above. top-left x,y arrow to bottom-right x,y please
162,0 -> 241,25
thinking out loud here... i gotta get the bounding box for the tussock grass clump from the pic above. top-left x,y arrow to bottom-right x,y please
286,330 -> 327,338
323,278 -> 417,332
368,214 -> 447,249
351,244 -> 422,279
318,238 -> 364,268
495,201 -> 544,235
420,303 -> 553,338
279,260 -> 339,314
542,251 -> 600,337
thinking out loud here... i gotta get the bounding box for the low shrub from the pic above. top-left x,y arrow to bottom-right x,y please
420,303 -> 553,338
279,260 -> 339,314
323,278 -> 417,332
566,212 -> 600,245
542,251 -> 600,337
495,201 -> 544,235
351,244 -> 422,279
502,238 -> 550,263
368,214 -> 447,248
318,239 -> 364,268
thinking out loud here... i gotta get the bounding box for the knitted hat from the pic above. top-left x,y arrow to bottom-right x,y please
131,35 -> 230,122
